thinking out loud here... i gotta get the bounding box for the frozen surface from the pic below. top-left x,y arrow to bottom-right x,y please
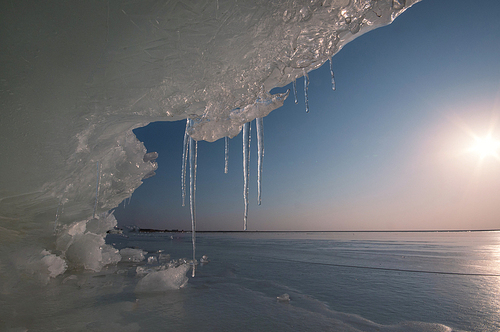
2,231 -> 488,331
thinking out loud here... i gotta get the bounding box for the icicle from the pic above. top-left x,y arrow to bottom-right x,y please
123,196 -> 130,208
93,161 -> 100,219
224,136 -> 229,174
303,69 -> 310,113
292,80 -> 298,104
329,58 -> 336,91
242,122 -> 251,230
256,118 -> 264,205
189,137 -> 198,277
181,119 -> 190,206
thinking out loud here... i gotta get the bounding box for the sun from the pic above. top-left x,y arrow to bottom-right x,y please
468,135 -> 500,160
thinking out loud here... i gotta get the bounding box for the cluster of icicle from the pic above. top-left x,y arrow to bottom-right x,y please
181,59 -> 336,276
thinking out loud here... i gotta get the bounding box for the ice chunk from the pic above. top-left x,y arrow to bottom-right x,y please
147,256 -> 157,264
65,232 -> 106,271
18,249 -> 67,285
101,245 -> 121,266
135,264 -> 190,293
56,212 -> 122,272
119,248 -> 146,263
200,255 -> 210,264
86,212 -> 118,235
40,250 -> 67,278
277,293 -> 290,302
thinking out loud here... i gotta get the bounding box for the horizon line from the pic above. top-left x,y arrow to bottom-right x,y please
126,228 -> 500,233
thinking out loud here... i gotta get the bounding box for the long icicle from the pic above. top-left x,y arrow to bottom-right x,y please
329,57 -> 336,91
93,161 -> 100,219
242,122 -> 251,230
224,136 -> 229,174
292,80 -> 298,104
181,119 -> 190,206
189,136 -> 198,277
256,118 -> 264,205
303,69 -> 310,113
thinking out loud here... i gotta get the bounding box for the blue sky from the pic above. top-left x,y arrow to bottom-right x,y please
115,0 -> 500,231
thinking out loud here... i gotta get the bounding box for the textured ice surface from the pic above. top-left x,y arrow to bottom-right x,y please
0,0 -> 419,283
135,263 -> 190,293
120,248 -> 147,263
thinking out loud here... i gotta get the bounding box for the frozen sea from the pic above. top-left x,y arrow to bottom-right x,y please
2,231 -> 500,331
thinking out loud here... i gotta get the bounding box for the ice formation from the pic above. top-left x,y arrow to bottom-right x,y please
120,248 -> 147,263
224,136 -> 230,174
329,58 -> 337,91
189,135 -> 198,277
256,117 -> 265,205
0,0 -> 419,283
277,293 -> 291,302
56,212 -> 122,272
243,122 -> 251,230
293,80 -> 299,104
135,263 -> 190,293
303,69 -> 310,113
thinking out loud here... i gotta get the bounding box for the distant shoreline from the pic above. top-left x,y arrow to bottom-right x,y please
130,228 -> 500,234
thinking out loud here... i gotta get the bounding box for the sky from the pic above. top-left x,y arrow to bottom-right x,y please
114,0 -> 500,231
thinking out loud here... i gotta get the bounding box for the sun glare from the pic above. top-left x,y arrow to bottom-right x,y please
468,135 -> 500,160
